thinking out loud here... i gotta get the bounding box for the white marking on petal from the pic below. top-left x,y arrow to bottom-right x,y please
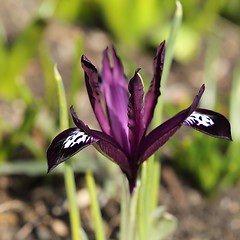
63,131 -> 92,149
184,111 -> 214,127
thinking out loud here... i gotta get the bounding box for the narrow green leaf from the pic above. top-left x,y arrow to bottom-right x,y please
201,33 -> 220,109
160,0 -> 183,93
86,170 -> 106,240
54,66 -> 82,240
149,207 -> 177,240
153,0 -> 182,126
230,63 -> 240,140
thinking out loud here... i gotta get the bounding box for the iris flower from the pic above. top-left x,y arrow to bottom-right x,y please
47,41 -> 232,192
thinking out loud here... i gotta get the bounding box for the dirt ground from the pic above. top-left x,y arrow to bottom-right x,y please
0,170 -> 240,240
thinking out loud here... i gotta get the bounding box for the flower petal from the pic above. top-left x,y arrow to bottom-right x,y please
70,106 -> 130,172
95,141 -> 130,176
140,84 -> 205,162
81,55 -> 110,134
143,41 -> 165,129
101,47 -> 129,150
47,128 -> 98,172
70,106 -> 124,145
128,70 -> 145,155
183,108 -> 232,140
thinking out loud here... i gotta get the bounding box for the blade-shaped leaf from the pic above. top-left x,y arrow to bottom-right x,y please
47,128 -> 98,172
183,108 -> 232,140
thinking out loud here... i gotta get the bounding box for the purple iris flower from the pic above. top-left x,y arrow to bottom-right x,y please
47,41 -> 232,192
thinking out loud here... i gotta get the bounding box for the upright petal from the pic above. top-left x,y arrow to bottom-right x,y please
140,84 -> 205,162
183,108 -> 232,140
47,128 -> 98,172
128,70 -> 145,156
101,47 -> 129,151
143,41 -> 166,130
81,55 -> 110,134
70,106 -> 130,172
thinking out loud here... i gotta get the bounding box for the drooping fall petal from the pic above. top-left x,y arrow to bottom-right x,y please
183,108 -> 232,140
140,84 -> 205,162
47,128 -> 98,172
70,106 -> 130,173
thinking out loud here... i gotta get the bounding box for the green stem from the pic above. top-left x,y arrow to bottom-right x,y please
129,182 -> 140,240
120,176 -> 140,240
54,66 -> 81,240
138,162 -> 148,240
120,176 -> 130,240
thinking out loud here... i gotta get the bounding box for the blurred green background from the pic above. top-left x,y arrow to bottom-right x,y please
0,0 -> 240,196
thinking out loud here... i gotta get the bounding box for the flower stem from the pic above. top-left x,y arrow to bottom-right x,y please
120,176 -> 130,240
54,66 -> 81,240
120,176 -> 139,240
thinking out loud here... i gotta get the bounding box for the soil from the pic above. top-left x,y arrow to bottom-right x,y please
0,170 -> 240,240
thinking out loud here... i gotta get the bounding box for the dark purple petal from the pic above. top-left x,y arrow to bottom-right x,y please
143,41 -> 165,130
47,128 -> 98,172
95,141 -> 130,177
70,106 -> 130,171
128,70 -> 145,155
140,84 -> 205,162
183,108 -> 232,140
70,106 -> 124,146
81,55 -> 110,134
101,47 -> 129,150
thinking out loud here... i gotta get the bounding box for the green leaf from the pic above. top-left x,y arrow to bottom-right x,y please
149,206 -> 177,240
86,170 -> 106,240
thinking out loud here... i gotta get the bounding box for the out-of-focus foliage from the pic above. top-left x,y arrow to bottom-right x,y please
92,0 -> 231,62
0,18 -> 46,100
0,16 -> 48,166
221,0 -> 240,24
172,133 -> 230,195
170,34 -> 239,196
